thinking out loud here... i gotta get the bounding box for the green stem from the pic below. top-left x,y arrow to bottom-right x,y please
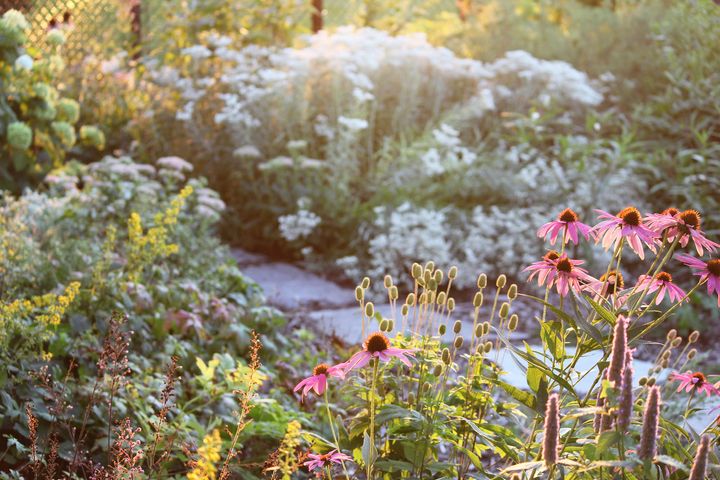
325,389 -> 350,479
367,360 -> 380,480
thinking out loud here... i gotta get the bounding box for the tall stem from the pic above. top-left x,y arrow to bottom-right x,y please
367,360 -> 380,480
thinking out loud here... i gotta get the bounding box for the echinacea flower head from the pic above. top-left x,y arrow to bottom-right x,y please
584,269 -> 625,299
646,209 -> 719,256
634,272 -> 687,305
593,207 -> 658,259
537,208 -> 592,245
677,255 -> 720,307
523,250 -> 561,287
304,450 -> 353,472
548,255 -> 594,297
293,363 -> 346,399
344,332 -> 416,371
644,207 -> 679,233
670,371 -> 720,397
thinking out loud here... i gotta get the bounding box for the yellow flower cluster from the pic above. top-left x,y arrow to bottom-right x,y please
0,281 -> 80,327
270,420 -> 303,479
188,429 -> 222,480
126,186 -> 193,282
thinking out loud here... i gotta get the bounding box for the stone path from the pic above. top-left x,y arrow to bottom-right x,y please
232,249 -> 719,431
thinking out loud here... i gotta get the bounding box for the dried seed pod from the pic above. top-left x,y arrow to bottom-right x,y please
355,286 -> 364,302
423,270 -> 432,285
406,293 -> 416,306
499,302 -> 510,319
437,291 -> 447,305
474,324 -> 483,338
671,337 -> 682,348
427,279 -> 438,291
447,298 -> 455,311
483,341 -> 493,353
448,266 -> 458,280
496,274 -> 507,289
477,273 -> 487,289
401,304 -> 409,316
508,314 -> 519,331
362,277 -> 370,289
379,319 -> 389,331
365,302 -> 375,318
689,331 -> 700,343
434,270 -> 443,284
425,261 -> 435,272
661,349 -> 671,360
384,275 -> 393,288
688,348 -> 697,360
473,292 -> 484,308
639,376 -> 648,386
433,365 -> 442,377
387,319 -> 394,331
438,324 -> 446,336
453,336 -> 464,349
667,329 -> 678,341
647,377 -> 656,387
442,348 -> 451,365
508,284 -> 518,300
661,359 -> 669,369
412,263 -> 422,279
389,286 -> 398,300
453,320 -> 462,334
482,321 -> 491,336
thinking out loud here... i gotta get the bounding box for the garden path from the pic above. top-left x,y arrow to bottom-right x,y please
232,249 -> 719,432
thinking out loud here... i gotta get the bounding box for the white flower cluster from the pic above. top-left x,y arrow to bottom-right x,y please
278,204 -> 322,242
421,124 -> 477,175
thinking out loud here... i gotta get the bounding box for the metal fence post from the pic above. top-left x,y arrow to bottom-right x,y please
311,0 -> 323,33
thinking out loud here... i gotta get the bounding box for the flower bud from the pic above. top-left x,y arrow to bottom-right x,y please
508,284 -> 518,300
419,293 -> 427,304
401,304 -> 409,316
362,277 -> 370,289
425,261 -> 435,271
448,266 -> 458,280
661,359 -> 669,369
406,293 -> 416,306
434,270 -> 443,284
474,324 -> 483,338
647,377 -> 656,387
389,286 -> 398,300
427,279 -> 437,291
639,376 -> 648,386
482,321 -> 490,336
687,348 -> 697,360
496,274 -> 507,289
437,291 -> 447,305
365,302 -> 374,318
453,320 -> 462,334
667,329 -> 677,341
412,263 -> 422,279
473,292 -> 483,308
483,341 -> 492,353
379,319 -> 389,331
355,286 -> 364,302
423,270 -> 432,285
689,331 -> 700,343
477,273 -> 487,289
454,336 -> 464,349
438,324 -> 446,335
387,320 -> 394,331
508,314 -> 519,331
661,349 -> 671,360
671,337 -> 682,348
441,348 -> 451,365
433,364 -> 442,377
447,298 -> 455,311
427,291 -> 436,304
384,274 -> 393,288
499,302 -> 510,319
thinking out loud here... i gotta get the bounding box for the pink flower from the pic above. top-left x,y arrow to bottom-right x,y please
592,207 -> 659,260
633,272 -> 687,305
294,363 -> 346,399
537,208 -> 592,245
344,332 -> 416,372
646,209 -> 719,256
304,450 -> 353,472
677,255 -> 720,307
524,253 -> 594,297
583,269 -> 625,300
670,371 -> 720,397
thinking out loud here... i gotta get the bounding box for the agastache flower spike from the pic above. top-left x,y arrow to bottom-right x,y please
688,436 -> 711,480
542,394 -> 560,467
617,350 -> 634,432
593,207 -> 659,260
537,208 -> 592,245
607,317 -> 628,386
638,386 -> 661,461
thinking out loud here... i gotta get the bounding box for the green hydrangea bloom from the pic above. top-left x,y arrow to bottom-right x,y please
51,121 -> 76,148
33,83 -> 55,101
79,125 -> 106,150
57,98 -> 80,124
2,9 -> 29,31
6,122 -> 33,150
46,29 -> 66,47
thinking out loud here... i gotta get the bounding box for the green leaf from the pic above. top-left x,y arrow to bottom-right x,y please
596,431 -> 620,455
496,380 -> 536,410
655,455 -> 689,473
527,365 -> 545,393
362,431 -> 377,468
540,320 -> 565,360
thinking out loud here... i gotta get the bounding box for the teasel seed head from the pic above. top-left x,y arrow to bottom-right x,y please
671,337 -> 682,348
473,292 -> 484,308
428,279 -> 438,292
661,349 -> 671,360
667,329 -> 677,341
383,275 -> 393,288
365,302 -> 375,318
617,351 -> 634,432
508,284 -> 518,300
379,319 -> 389,331
412,263 -> 422,279
689,330 -> 700,343
425,261 -> 435,272
477,273 -> 487,289
355,286 -> 364,302
453,320 -> 462,334
448,266 -> 458,280
688,348 -> 697,360
508,314 -> 519,331
433,365 -> 442,377
496,274 -> 507,289
423,270 -> 432,285
447,298 -> 455,311
608,316 -> 628,386
362,277 -> 370,289
434,270 -> 443,284
389,286 -> 398,300
474,324 -> 483,338
401,304 -> 409,317
483,341 -> 493,353
482,321 -> 491,336
387,319 -> 394,331
689,435 -> 711,480
406,293 -> 416,306
454,336 -> 464,349
499,302 -> 510,319
437,291 -> 447,305
639,377 -> 648,386
661,359 -> 669,369
442,348 -> 451,365
542,394 -> 560,467
438,324 -> 447,335
638,386 -> 661,461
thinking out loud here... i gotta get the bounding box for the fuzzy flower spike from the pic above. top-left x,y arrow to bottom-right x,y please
646,209 -> 719,256
677,255 -> 720,307
537,208 -> 592,246
304,450 -> 353,473
669,371 -> 720,397
633,271 -> 687,305
294,363 -> 347,399
593,207 -> 658,259
344,332 -> 416,372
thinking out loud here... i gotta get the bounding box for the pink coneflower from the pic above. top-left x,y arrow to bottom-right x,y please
548,255 -> 594,297
677,255 -> 720,307
670,371 -> 720,397
524,250 -> 561,287
633,272 -> 687,305
644,207 -> 680,233
583,270 -> 625,306
646,209 -> 719,256
294,363 -> 346,399
593,207 -> 659,260
344,332 -> 415,371
537,208 -> 592,246
304,450 -> 353,472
